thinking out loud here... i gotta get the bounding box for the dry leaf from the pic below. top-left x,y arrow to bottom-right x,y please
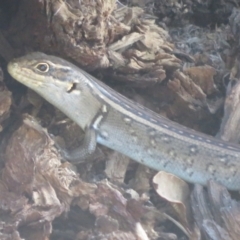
153,171 -> 200,239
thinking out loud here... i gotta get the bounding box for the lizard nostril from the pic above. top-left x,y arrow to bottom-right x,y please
12,62 -> 18,68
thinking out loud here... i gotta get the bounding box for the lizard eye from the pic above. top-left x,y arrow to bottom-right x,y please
35,63 -> 49,72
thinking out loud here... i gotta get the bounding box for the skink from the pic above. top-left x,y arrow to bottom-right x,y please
7,52 -> 240,190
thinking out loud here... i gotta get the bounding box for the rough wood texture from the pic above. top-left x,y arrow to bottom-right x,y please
0,0 -> 240,239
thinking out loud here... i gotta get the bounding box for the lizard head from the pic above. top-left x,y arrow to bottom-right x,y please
7,52 -> 102,129
7,52 -> 86,93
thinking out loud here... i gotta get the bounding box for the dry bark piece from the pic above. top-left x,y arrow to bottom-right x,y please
105,150 -> 130,184
87,180 -> 151,239
0,67 -> 12,132
191,181 -> 240,240
0,181 -> 28,213
72,179 -> 161,239
1,115 -> 97,238
202,219 -> 232,240
6,0 -> 180,85
129,165 -> 152,194
108,32 -> 145,52
169,70 -> 207,103
183,65 -> 217,95
217,80 -> 240,143
163,68 -> 221,132
45,0 -> 116,68
0,224 -> 23,240
166,69 -> 211,123
229,8 -> 240,46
